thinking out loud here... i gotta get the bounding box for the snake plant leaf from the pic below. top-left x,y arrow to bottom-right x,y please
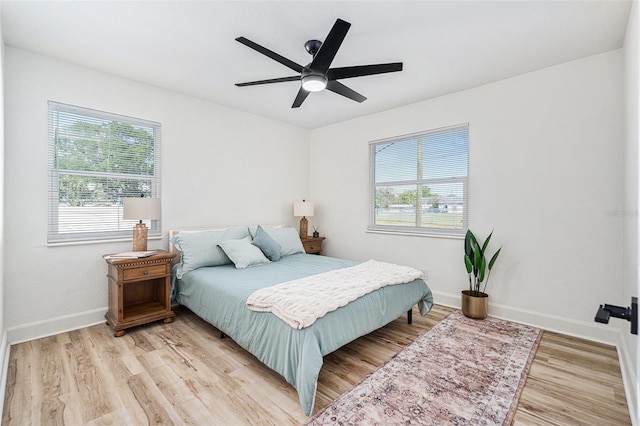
481,231 -> 493,256
472,240 -> 481,275
464,230 -> 475,258
489,247 -> 501,270
478,256 -> 487,283
464,254 -> 473,274
468,231 -> 479,247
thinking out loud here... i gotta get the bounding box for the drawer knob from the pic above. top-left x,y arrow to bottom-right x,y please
143,270 -> 149,275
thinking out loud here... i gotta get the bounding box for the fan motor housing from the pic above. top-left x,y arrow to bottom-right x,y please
305,40 -> 322,56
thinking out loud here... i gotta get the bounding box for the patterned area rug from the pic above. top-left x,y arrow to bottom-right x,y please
307,310 -> 541,425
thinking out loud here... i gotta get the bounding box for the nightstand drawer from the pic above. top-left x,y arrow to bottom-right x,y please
305,243 -> 321,252
123,264 -> 166,281
301,236 -> 325,254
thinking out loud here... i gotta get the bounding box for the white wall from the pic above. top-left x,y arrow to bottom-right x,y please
623,0 -> 640,422
3,47 -> 309,342
310,50 -> 624,343
0,4 -> 7,392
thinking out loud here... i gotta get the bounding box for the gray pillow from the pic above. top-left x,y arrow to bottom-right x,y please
171,227 -> 249,278
252,225 -> 282,261
264,227 -> 305,257
218,237 -> 271,269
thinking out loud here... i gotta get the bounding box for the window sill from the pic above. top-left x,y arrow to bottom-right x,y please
46,234 -> 163,247
366,228 -> 464,240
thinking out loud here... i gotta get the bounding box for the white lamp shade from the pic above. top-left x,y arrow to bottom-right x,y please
293,201 -> 314,217
123,197 -> 161,221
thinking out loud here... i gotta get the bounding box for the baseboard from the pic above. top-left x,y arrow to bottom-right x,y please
0,330 -> 8,420
6,307 -> 107,345
618,333 -> 639,425
432,290 -> 622,345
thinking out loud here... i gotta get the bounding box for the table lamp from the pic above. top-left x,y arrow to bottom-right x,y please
293,200 -> 314,239
123,196 -> 160,251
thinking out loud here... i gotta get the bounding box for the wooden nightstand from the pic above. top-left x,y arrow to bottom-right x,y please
104,250 -> 176,337
301,236 -> 325,255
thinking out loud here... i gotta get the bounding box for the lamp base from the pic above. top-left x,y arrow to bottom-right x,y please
132,223 -> 148,251
299,217 -> 308,239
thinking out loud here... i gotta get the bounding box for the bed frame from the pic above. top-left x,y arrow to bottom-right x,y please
168,225 -> 430,415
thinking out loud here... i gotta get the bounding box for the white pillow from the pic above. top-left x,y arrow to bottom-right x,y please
218,237 -> 271,269
264,227 -> 305,256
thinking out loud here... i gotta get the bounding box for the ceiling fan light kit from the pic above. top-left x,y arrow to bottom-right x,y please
301,73 -> 327,92
235,18 -> 403,108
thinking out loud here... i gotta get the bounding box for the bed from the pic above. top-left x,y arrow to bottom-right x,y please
169,225 -> 433,416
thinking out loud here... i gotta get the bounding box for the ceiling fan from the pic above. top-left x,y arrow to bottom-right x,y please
235,18 -> 403,108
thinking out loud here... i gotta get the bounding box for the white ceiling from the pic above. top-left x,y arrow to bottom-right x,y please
1,1 -> 632,130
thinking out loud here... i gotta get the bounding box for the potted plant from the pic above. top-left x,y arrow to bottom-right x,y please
462,229 -> 501,319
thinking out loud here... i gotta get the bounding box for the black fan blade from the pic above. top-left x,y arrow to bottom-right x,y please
327,63 -> 403,80
326,80 -> 366,103
236,76 -> 300,87
292,88 -> 311,108
236,37 -> 303,73
309,19 -> 351,73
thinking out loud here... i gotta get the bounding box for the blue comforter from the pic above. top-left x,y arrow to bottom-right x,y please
175,253 -> 433,416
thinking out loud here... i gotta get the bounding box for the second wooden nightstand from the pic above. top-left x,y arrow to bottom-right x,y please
301,236 -> 325,255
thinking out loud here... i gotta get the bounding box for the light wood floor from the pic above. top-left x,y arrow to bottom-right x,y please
1,305 -> 631,425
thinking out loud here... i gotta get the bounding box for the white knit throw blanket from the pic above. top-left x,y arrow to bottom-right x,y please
246,260 -> 424,329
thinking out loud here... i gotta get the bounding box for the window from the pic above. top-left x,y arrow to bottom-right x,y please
48,101 -> 161,244
369,123 -> 468,237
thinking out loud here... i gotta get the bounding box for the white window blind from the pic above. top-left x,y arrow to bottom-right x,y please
47,101 -> 161,244
369,123 -> 469,237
